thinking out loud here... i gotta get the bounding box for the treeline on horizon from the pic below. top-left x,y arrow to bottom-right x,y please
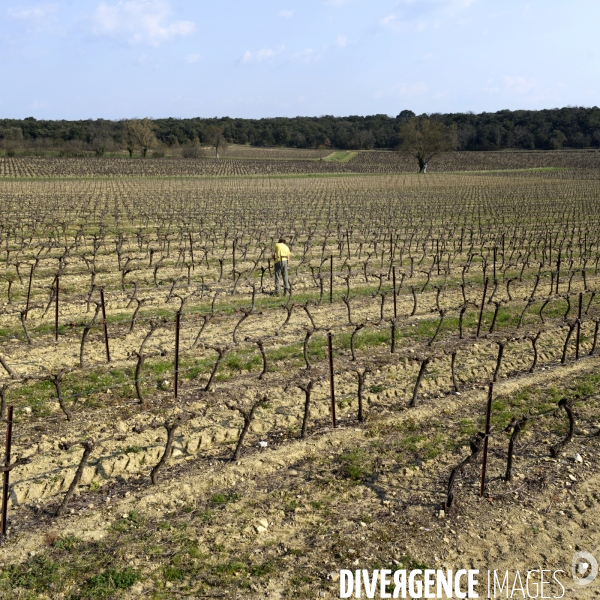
1,106 -> 599,155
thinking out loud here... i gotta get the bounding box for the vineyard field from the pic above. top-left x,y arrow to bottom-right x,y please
0,157 -> 598,598
1,148 -> 600,178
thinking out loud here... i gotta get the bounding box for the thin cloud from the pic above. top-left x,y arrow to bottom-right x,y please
403,0 -> 475,10
484,77 -> 499,93
93,0 -> 195,47
503,75 -> 538,95
336,35 -> 349,47
396,82 -> 428,97
324,0 -> 357,6
185,53 -> 201,64
8,4 -> 58,19
278,10 -> 293,18
242,45 -> 285,64
292,48 -> 325,63
381,0 -> 475,33
380,14 -> 422,33
375,81 -> 428,99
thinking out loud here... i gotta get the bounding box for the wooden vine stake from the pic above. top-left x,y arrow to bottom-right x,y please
476,278 -> 489,338
392,266 -> 398,318
55,275 -> 59,342
480,382 -> 494,497
25,264 -> 34,317
174,311 -> 180,399
355,368 -> 370,423
328,332 -> 336,428
575,292 -> 582,360
0,406 -> 13,535
100,288 -> 111,363
391,266 -> 397,353
329,255 -> 333,304
188,232 -> 195,270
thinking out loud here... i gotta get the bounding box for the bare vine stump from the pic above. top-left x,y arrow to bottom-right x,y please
55,441 -> 94,516
445,432 -> 485,509
550,399 -> 575,458
355,368 -> 370,423
226,398 -> 268,461
409,358 -> 430,408
151,414 -> 193,484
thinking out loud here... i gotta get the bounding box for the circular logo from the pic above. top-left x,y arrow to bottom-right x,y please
572,551 -> 598,586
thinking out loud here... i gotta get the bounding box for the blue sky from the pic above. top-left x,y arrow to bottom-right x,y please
1,0 -> 598,120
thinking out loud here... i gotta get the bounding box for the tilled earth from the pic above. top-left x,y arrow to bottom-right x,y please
0,167 -> 599,598
2,282 -> 595,514
0,353 -> 598,599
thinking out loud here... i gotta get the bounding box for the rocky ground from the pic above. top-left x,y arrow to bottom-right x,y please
0,351 -> 598,599
0,168 -> 598,598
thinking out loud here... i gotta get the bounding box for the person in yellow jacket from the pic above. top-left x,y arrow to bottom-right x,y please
272,238 -> 291,296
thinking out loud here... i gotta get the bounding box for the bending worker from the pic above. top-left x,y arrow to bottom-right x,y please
272,238 -> 291,296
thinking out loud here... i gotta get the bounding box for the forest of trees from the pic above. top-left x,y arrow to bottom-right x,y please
1,106 -> 599,156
